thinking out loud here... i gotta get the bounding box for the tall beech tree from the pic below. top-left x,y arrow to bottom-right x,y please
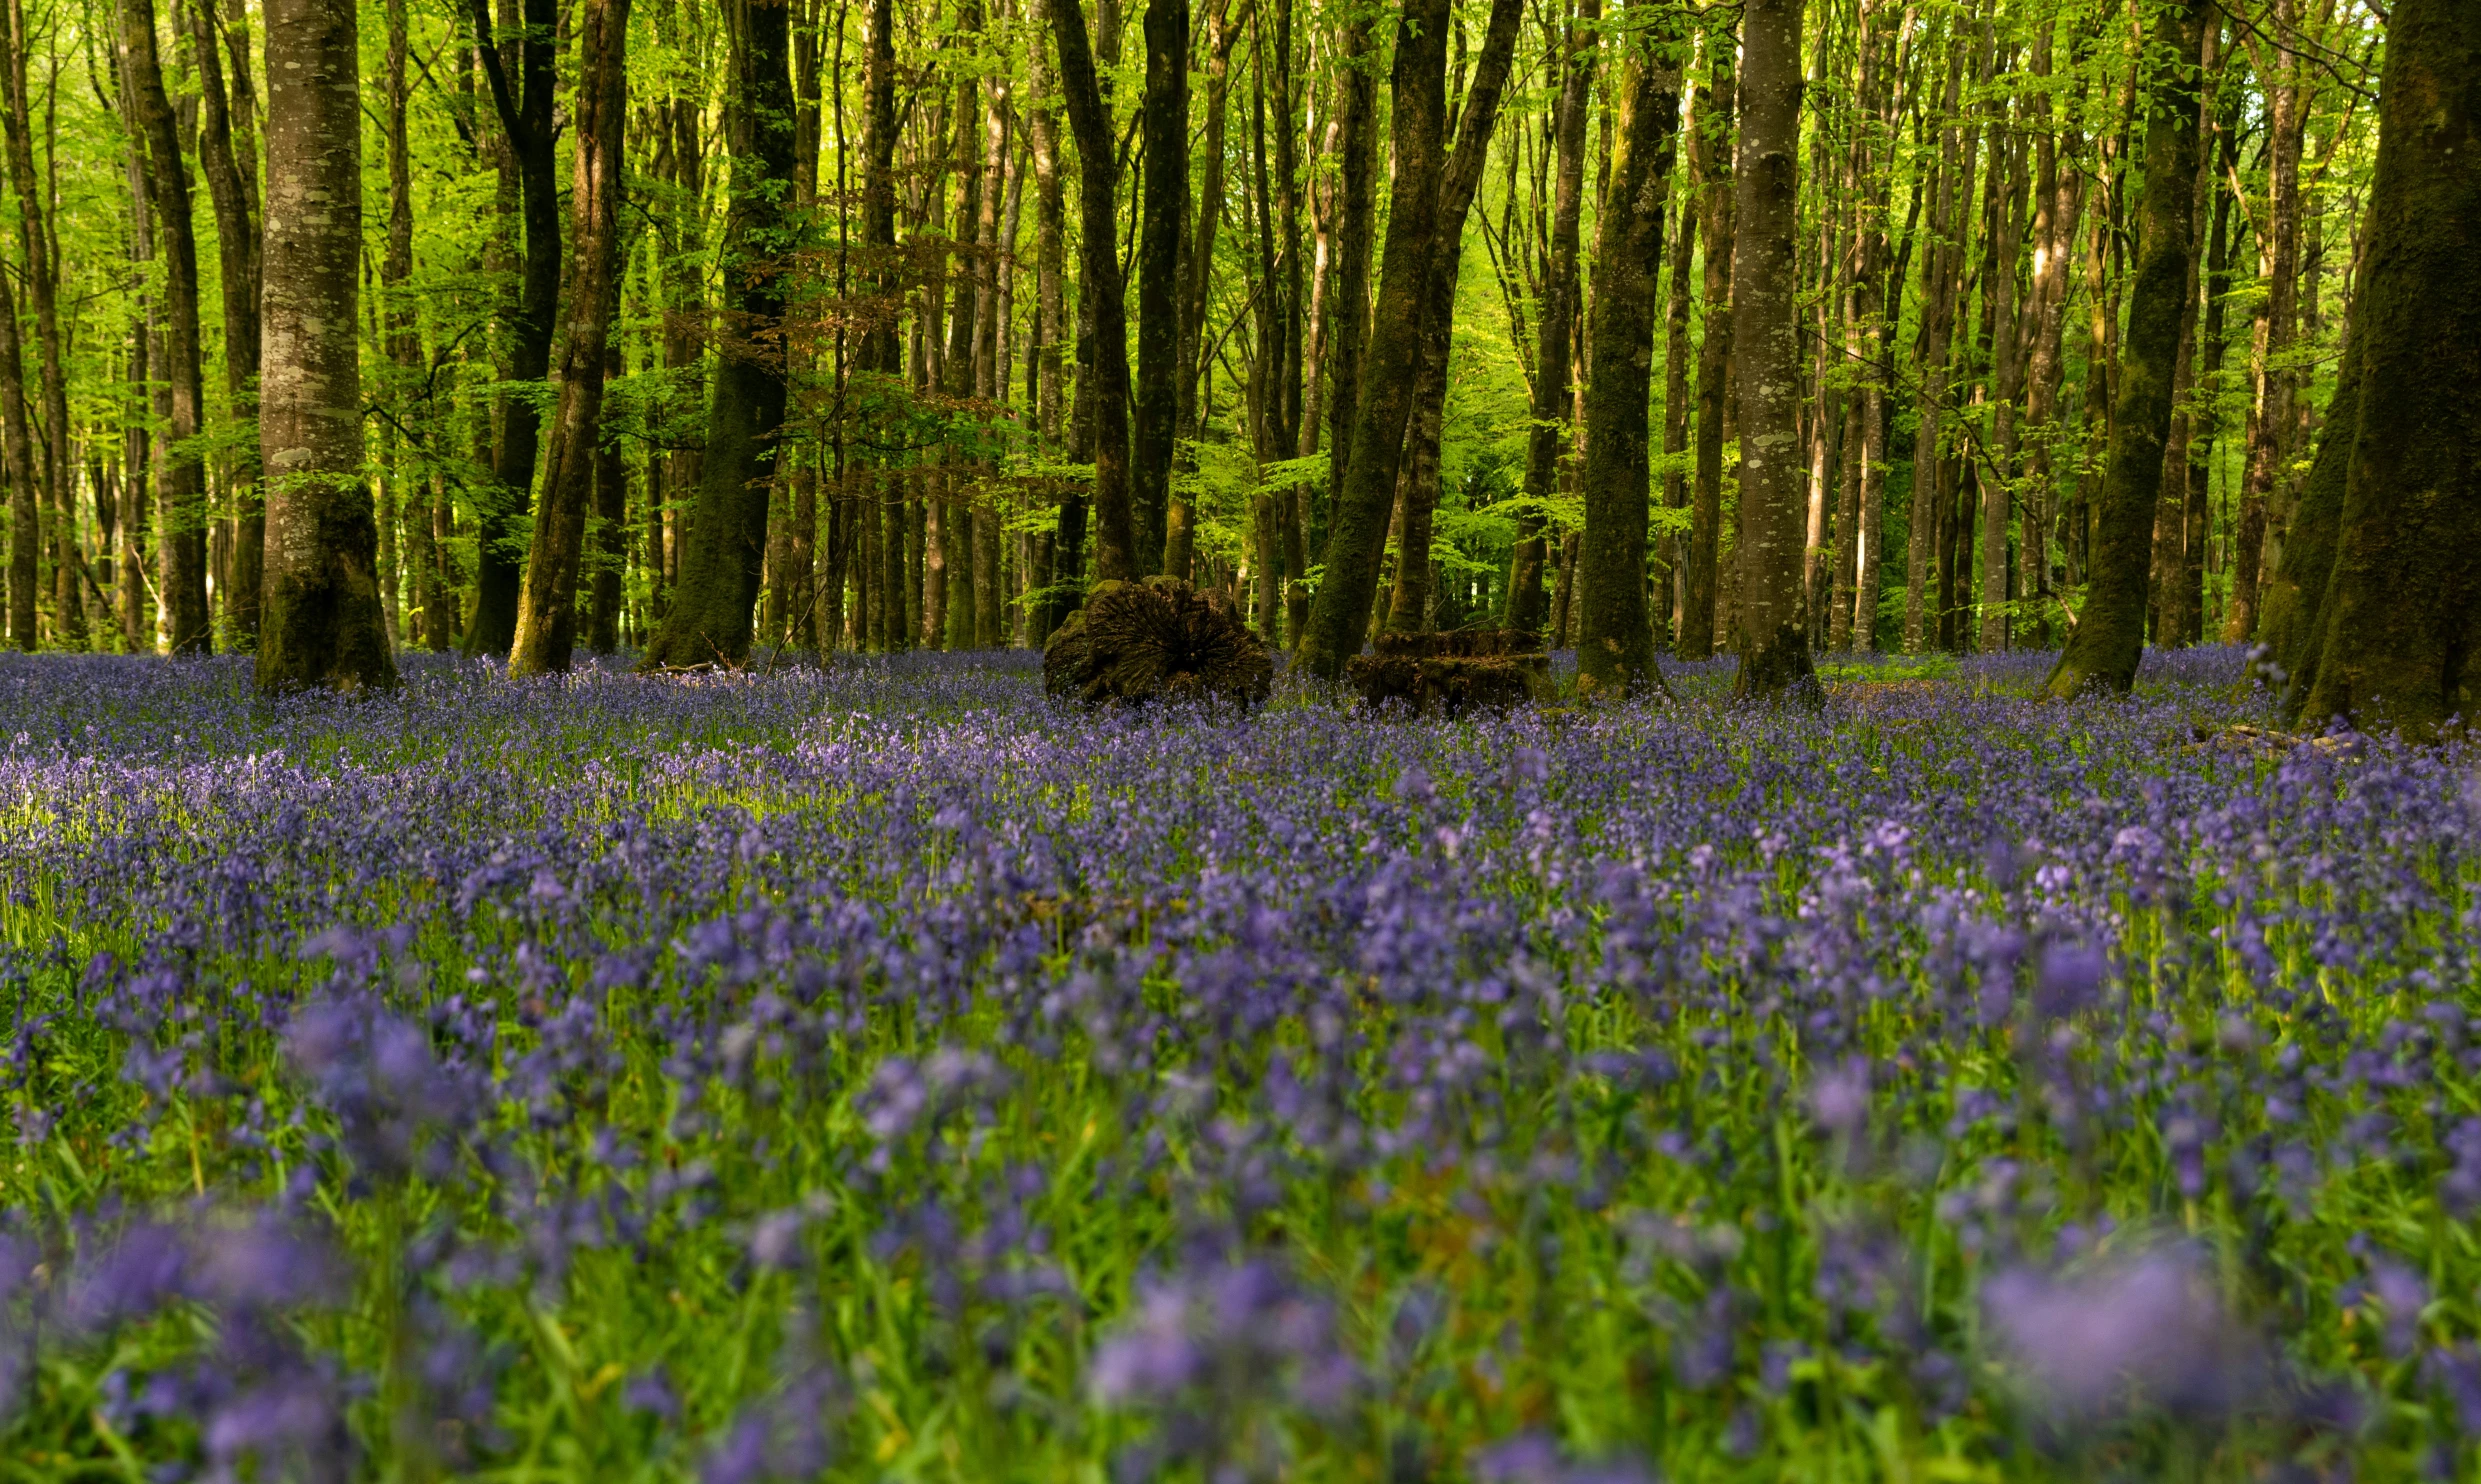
1678,28 -> 1734,660
1049,0 -> 1137,585
641,0 -> 797,668
255,0 -> 396,691
2043,0 -> 2206,697
1730,0 -> 1814,699
2291,0 -> 2479,735
510,0 -> 632,675
121,0 -> 211,655
463,0 -> 560,658
1296,0 -> 1451,680
1507,0 -> 1597,638
1132,0 -> 1186,574
1575,18 -> 1682,698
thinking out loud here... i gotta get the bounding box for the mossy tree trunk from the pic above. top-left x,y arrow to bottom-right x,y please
1729,0 -> 1816,699
1132,0 -> 1185,575
1576,23 -> 1683,700
1507,0 -> 1597,640
123,0 -> 214,657
1679,32 -> 1734,660
1050,0 -> 1138,585
640,0 -> 796,669
2042,0 -> 2206,699
1296,0 -> 1451,681
509,0 -> 630,676
2294,0 -> 2480,736
255,0 -> 397,692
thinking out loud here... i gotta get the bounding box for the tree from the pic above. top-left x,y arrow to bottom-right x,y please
640,0 -> 798,669
509,0 -> 632,675
2289,0 -> 2479,735
1678,26 -> 1734,661
1730,0 -> 1815,699
120,0 -> 211,656
2043,0 -> 2207,698
1049,0 -> 1138,586
1132,0 -> 1186,573
1575,19 -> 1683,699
190,0 -> 263,645
254,0 -> 396,691
462,0 -> 561,658
1296,0 -> 1452,681
1507,0 -> 1598,639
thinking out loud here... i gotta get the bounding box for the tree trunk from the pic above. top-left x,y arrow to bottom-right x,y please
589,338 -> 628,653
1679,29 -> 1734,659
1051,0 -> 1138,584
463,0 -> 560,658
640,0 -> 795,668
510,0 -> 630,675
2,0 -> 74,649
2293,0 -> 2480,735
1028,0 -> 1074,638
1904,31 -> 1965,653
1383,0 -> 1526,635
2223,0 -> 2305,644
0,242 -> 30,649
1729,0 -> 1814,699
1132,0 -> 1186,574
1169,1 -> 1239,586
189,0 -> 265,646
1575,27 -> 1682,698
2042,0 -> 2205,697
255,0 -> 396,690
1296,0 -> 1450,680
1508,0 -> 1598,639
2262,276 -> 2360,704
122,0 -> 213,656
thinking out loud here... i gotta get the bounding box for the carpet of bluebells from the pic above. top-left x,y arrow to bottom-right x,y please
0,644 -> 2476,1483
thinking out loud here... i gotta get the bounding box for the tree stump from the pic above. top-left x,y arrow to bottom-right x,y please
1043,578 -> 1274,709
1347,629 -> 1549,715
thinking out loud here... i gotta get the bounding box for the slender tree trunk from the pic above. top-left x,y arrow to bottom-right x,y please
2294,0 -> 2480,734
1730,0 -> 1814,698
1655,108 -> 1696,644
1168,1 -> 1239,585
511,0 -> 630,674
1051,0 -> 1138,584
589,339 -> 628,653
2,0 -> 73,648
2182,159 -> 2235,644
1296,0 -> 1450,679
0,238 -> 30,649
1383,0 -> 1525,635
123,0 -> 213,656
1509,0 -> 1598,638
2043,0 -> 2205,697
1979,85 -> 2026,652
463,0 -> 561,658
2262,264 -> 2360,703
255,0 -> 396,690
1904,33 -> 1965,653
1132,0 -> 1187,574
640,0 -> 796,668
2223,0 -> 2305,644
1029,0 -> 1074,638
1575,22 -> 1682,698
190,0 -> 265,645
1319,13 -> 1378,565
1680,30 -> 1734,659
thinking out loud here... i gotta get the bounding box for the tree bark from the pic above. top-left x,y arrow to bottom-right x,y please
1508,0 -> 1598,639
640,0 -> 796,668
1051,0 -> 1139,584
1730,0 -> 1815,699
1903,30 -> 1965,653
1680,29 -> 1734,660
122,0 -> 213,656
1383,0 -> 1526,635
1296,0 -> 1451,680
2043,0 -> 2205,698
2223,0 -> 2305,643
2293,0 -> 2480,735
255,0 -> 396,690
1575,25 -> 1682,699
462,0 -> 561,658
510,0 -> 630,674
1132,0 -> 1187,574
2,0 -> 74,649
189,0 -> 265,645
0,235 -> 31,649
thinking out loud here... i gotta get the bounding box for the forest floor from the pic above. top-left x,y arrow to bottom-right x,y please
0,643 -> 2471,1481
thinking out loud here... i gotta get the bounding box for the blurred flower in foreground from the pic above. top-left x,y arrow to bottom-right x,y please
1981,1242 -> 2265,1425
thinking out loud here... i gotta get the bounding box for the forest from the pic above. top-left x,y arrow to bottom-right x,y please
0,0 -> 2468,725
0,0 -> 2477,1476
